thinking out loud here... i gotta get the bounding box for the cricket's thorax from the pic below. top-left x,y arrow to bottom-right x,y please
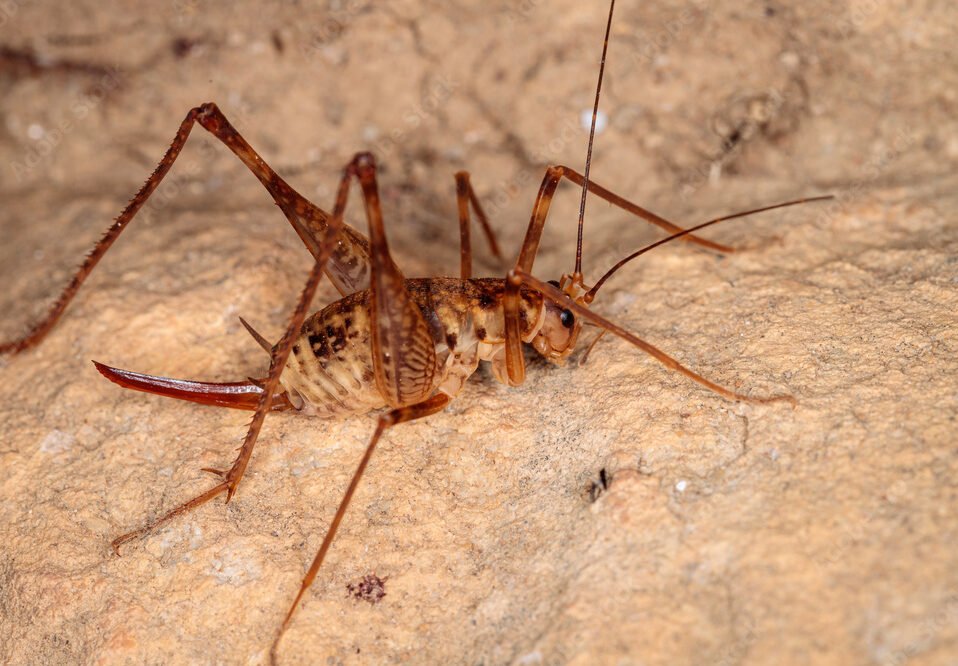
279,277 -> 544,416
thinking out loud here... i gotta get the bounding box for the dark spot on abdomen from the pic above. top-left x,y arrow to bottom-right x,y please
478,292 -> 496,309
445,332 -> 458,349
476,326 -> 487,340
309,333 -> 330,358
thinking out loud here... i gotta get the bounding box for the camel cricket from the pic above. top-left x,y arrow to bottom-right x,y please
1,0 -> 830,659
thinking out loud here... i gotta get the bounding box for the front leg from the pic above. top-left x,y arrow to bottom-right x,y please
501,163 -> 739,386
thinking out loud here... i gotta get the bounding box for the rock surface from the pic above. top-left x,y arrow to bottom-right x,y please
1,1 -> 956,665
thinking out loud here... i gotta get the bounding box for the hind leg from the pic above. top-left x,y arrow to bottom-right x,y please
110,153 -> 369,553
1,102 -> 370,355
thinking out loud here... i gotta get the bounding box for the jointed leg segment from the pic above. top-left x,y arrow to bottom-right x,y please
512,165 -> 733,279
454,171 -> 504,279
0,102 -> 370,357
270,392 -> 451,662
112,151 -> 365,553
509,269 -> 795,404
1,107 -> 200,356
501,164 -> 797,401
503,163 -> 741,386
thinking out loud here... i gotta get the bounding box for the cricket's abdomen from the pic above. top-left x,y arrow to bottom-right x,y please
281,292 -> 387,417
279,277 -> 543,416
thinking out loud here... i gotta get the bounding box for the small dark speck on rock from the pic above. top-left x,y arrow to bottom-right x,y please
346,574 -> 388,604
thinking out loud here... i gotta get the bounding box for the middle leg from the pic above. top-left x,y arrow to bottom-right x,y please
504,163 -> 736,384
270,392 -> 451,662
454,171 -> 504,279
271,153 -> 452,658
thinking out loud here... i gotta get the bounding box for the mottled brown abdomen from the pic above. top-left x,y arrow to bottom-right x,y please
278,277 -> 544,416
280,291 -> 387,417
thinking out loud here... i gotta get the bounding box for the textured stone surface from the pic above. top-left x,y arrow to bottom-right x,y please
1,2 -> 956,665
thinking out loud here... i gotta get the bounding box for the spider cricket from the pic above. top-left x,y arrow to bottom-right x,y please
1,0 -> 831,660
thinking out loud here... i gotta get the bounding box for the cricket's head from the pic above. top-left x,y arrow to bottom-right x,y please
530,275 -> 587,364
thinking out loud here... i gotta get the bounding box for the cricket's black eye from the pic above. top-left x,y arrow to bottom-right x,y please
548,280 -> 561,288
560,308 -> 575,328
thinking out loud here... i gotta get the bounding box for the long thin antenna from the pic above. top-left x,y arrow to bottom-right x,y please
574,0 -> 616,280
583,195 -> 834,302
